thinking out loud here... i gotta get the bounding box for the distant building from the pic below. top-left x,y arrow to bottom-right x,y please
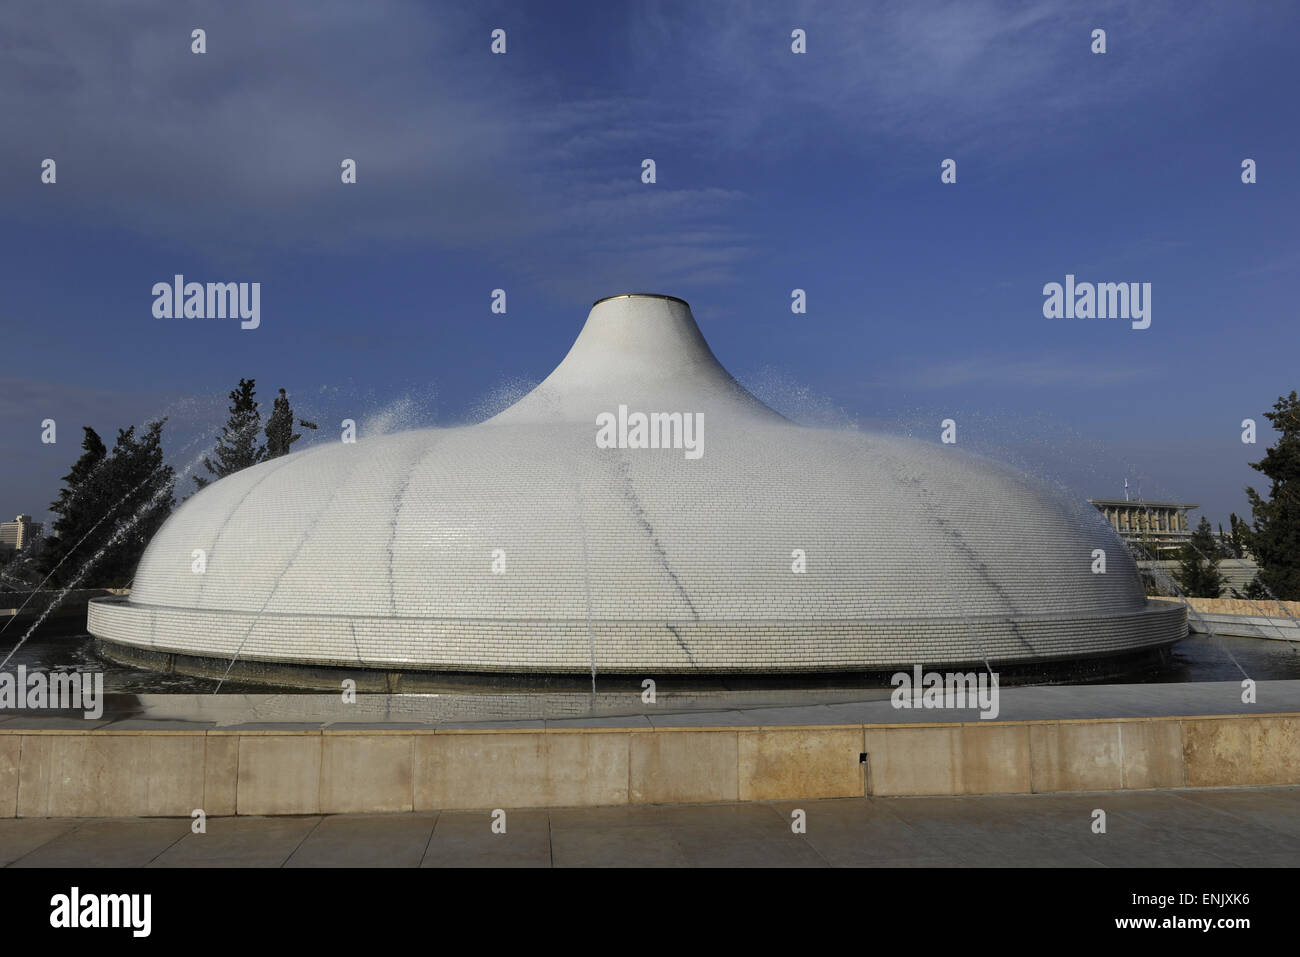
0,514 -> 43,556
1087,498 -> 1197,557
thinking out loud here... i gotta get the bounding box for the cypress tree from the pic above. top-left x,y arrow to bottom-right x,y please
263,388 -> 317,459
1174,516 -> 1224,598
1243,391 -> 1300,599
95,420 -> 176,586
36,421 -> 175,588
37,427 -> 109,586
1227,513 -> 1247,559
196,378 -> 264,488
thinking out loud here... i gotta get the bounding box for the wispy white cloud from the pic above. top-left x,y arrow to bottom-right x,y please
0,0 -> 1274,294
0,1 -> 748,291
624,0 -> 1274,161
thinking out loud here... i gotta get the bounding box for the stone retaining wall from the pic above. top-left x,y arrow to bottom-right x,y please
3,713 -> 1297,817
1183,596 -> 1300,618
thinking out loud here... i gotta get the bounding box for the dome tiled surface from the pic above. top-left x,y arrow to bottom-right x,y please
89,295 -> 1185,673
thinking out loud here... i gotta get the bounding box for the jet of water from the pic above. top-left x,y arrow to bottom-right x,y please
0,443 -> 210,670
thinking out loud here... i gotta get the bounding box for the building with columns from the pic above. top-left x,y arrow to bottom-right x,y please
1088,498 -> 1198,556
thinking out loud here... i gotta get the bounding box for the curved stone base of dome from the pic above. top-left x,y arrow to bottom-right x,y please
89,596 -> 1186,677
94,635 -> 1183,694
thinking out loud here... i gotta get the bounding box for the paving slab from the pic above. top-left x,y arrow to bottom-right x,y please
10,817 -> 189,868
553,801 -> 825,867
147,816 -> 322,868
285,812 -> 437,867
2,787 -> 1297,868
856,794 -> 1109,867
0,818 -> 82,866
647,710 -> 761,727
420,809 -> 550,868
1100,789 -> 1300,867
99,720 -> 217,730
0,717 -> 115,730
759,798 -> 949,866
549,823 -> 693,867
544,715 -> 652,729
1177,786 -> 1300,842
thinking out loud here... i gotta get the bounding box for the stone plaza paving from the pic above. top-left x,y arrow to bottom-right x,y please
2,787 -> 1296,867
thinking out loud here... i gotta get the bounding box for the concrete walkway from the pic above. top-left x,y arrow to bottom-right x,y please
2,787 -> 1296,867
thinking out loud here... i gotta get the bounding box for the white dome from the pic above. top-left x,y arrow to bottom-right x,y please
89,294 -> 1184,676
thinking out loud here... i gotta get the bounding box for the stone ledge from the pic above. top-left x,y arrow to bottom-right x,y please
1,714 -> 1295,817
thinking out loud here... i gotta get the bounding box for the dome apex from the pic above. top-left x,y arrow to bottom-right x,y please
487,293 -> 780,424
591,293 -> 690,307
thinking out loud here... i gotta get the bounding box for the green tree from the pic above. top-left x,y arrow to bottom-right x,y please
1174,516 -> 1224,598
37,421 -> 175,588
1227,512 -> 1248,559
37,427 -> 109,585
263,388 -> 318,459
196,378 -> 264,488
94,420 -> 176,586
1243,391 -> 1300,599
1234,576 -> 1271,601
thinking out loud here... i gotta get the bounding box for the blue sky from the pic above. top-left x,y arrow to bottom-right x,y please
1,0 -> 1297,529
